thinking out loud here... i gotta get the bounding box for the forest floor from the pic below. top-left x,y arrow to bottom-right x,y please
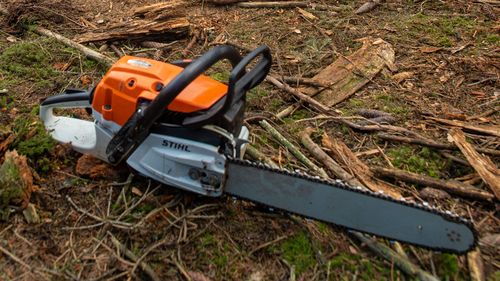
0,0 -> 498,280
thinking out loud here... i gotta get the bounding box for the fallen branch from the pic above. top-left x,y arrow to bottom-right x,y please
353,233 -> 439,281
322,133 -> 402,199
34,27 -> 114,66
427,117 -> 500,138
108,232 -> 161,281
448,129 -> 500,200
377,133 -> 500,157
245,144 -> 280,169
300,127 -> 363,187
280,76 -> 328,88
259,120 -> 328,178
372,167 -> 495,201
235,1 -> 337,10
265,76 -> 331,113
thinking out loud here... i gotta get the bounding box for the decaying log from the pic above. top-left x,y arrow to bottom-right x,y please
354,233 -> 439,281
260,120 -> 328,178
300,127 -> 363,187
377,133 -> 500,157
265,76 -> 331,113
448,129 -> 500,200
301,38 -> 395,107
428,117 -> 500,138
321,133 -> 402,199
77,17 -> 189,43
235,1 -> 338,10
372,167 -> 495,201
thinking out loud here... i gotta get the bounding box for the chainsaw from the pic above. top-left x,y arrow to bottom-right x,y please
40,45 -> 476,253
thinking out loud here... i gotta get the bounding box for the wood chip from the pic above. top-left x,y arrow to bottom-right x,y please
419,46 -> 442,53
296,7 -> 318,20
447,129 -> 500,200
391,71 -> 414,83
301,37 -> 395,107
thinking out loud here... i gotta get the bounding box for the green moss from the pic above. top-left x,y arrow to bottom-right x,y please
197,233 -> 231,269
328,254 -> 391,280
281,232 -> 316,275
247,87 -> 268,101
211,71 -> 231,82
388,146 -> 448,178
0,157 -> 24,220
436,254 -> 460,281
11,114 -> 55,172
395,14 -> 476,47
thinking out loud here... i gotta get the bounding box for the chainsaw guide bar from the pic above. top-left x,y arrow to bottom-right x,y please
224,157 -> 477,254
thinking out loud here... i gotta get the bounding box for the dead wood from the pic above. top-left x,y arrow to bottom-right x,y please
0,134 -> 15,157
321,133 -> 402,199
280,76 -> 328,88
265,76 -> 331,113
77,17 -> 189,43
109,232 -> 161,281
355,0 -> 381,14
467,249 -> 486,281
447,129 -> 500,200
372,167 -> 495,201
377,133 -> 500,157
300,127 -> 363,187
35,27 -> 114,66
133,1 -> 185,20
260,120 -> 328,178
235,2 -> 337,10
353,233 -> 439,281
301,38 -> 395,107
427,117 -> 500,138
245,144 -> 280,169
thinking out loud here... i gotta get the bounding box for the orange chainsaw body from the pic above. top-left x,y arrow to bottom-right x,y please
91,56 -> 228,126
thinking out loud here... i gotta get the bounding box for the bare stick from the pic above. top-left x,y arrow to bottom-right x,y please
378,133 -> 500,157
34,27 -> 114,66
245,144 -> 280,169
372,167 -> 494,201
280,76 -> 328,88
427,117 -> 500,138
448,129 -> 500,200
265,76 -> 331,113
249,235 -> 288,256
108,232 -> 161,281
259,120 -> 329,178
322,133 -> 402,199
300,127 -> 363,187
0,244 -> 32,270
353,233 -> 439,281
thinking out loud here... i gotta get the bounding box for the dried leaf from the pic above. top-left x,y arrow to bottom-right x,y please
76,154 -> 121,180
80,75 -> 92,86
53,62 -> 71,71
391,71 -> 414,83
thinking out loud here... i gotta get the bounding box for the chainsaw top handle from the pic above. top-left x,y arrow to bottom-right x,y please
106,45 -> 272,165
